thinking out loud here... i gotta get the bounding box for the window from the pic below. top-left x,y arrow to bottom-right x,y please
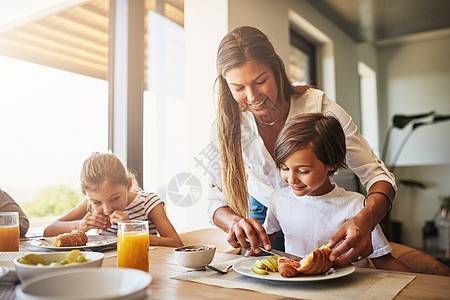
289,28 -> 316,86
0,0 -> 190,233
143,1 -> 186,231
0,0 -> 110,233
358,62 -> 380,156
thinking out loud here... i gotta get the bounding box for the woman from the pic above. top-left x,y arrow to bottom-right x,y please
208,26 -> 396,266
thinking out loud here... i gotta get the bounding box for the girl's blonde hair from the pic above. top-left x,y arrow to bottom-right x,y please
214,26 -> 311,218
80,152 -> 141,195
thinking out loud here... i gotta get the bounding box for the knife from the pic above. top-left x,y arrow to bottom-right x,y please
243,239 -> 303,261
257,246 -> 303,261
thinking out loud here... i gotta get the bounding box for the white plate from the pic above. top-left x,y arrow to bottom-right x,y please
29,235 -> 117,250
15,267 -> 151,300
233,257 -> 356,282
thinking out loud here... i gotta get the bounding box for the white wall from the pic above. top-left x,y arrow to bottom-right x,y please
391,164 -> 450,248
378,33 -> 450,167
179,0 -> 228,231
377,32 -> 450,248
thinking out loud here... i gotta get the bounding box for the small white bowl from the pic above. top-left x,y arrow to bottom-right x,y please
14,252 -> 104,282
174,244 -> 216,270
15,267 -> 151,300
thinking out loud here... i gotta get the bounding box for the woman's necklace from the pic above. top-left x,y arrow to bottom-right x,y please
256,101 -> 289,126
256,115 -> 282,126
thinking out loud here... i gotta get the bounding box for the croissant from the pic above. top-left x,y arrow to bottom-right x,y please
278,257 -> 301,277
53,230 -> 89,247
278,245 -> 333,277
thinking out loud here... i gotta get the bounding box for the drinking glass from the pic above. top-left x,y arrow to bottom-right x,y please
117,220 -> 149,272
0,212 -> 19,251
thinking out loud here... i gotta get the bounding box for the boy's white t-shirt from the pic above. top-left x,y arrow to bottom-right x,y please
263,184 -> 392,258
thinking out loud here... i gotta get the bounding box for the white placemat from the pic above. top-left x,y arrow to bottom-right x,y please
172,267 -> 415,300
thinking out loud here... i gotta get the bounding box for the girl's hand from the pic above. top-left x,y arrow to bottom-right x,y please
327,215 -> 374,266
109,210 -> 130,226
79,212 -> 110,232
227,218 -> 271,254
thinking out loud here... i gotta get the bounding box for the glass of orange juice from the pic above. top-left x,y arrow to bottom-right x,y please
0,212 -> 19,251
117,220 -> 149,272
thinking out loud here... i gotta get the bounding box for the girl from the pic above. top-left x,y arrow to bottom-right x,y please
44,152 -> 183,247
264,113 -> 411,272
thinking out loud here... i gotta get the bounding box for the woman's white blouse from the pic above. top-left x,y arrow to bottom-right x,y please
207,89 -> 396,224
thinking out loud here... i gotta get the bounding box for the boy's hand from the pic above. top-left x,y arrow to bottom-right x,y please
109,210 -> 130,226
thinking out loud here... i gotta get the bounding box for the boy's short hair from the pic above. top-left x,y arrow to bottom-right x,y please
274,113 -> 347,174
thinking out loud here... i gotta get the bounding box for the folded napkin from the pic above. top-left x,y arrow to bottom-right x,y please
0,253 -> 20,300
208,255 -> 243,271
172,266 -> 415,300
0,252 -> 27,285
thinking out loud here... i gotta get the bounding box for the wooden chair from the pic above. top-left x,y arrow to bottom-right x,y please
389,242 -> 450,276
179,227 -> 241,255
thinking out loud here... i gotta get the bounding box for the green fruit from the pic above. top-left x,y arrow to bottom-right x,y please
252,265 -> 268,275
261,258 -> 276,272
254,260 -> 265,270
17,258 -> 32,265
76,255 -> 87,263
268,256 -> 278,271
65,250 -> 80,264
23,254 -> 45,265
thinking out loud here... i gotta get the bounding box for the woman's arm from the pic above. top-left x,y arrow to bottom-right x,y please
212,206 -> 271,254
371,253 -> 412,272
148,203 -> 183,247
328,180 -> 395,266
320,93 -> 397,266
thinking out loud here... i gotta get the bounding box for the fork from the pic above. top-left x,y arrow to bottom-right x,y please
206,264 -> 232,274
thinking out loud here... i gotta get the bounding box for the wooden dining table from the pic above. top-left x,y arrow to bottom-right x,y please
3,239 -> 449,300
99,246 -> 449,300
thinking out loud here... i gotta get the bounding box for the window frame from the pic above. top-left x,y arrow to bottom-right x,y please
289,28 -> 317,86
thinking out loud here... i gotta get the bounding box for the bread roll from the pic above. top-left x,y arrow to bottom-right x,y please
277,245 -> 333,277
53,230 -> 89,247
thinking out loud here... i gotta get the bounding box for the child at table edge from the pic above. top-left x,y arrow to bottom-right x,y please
43,152 -> 183,247
263,113 -> 411,272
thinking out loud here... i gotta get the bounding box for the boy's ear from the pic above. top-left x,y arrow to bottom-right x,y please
327,165 -> 337,176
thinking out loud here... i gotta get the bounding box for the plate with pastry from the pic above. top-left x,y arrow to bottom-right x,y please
30,230 -> 117,250
233,245 -> 355,282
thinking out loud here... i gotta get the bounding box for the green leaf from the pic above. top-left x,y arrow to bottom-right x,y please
398,179 -> 426,189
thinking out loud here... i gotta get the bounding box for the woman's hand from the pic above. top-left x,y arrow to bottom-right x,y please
226,217 -> 271,254
328,181 -> 395,266
109,210 -> 129,226
79,212 -> 110,232
327,214 -> 374,266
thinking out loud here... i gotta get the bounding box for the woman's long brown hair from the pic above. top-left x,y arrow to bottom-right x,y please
214,26 -> 310,217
